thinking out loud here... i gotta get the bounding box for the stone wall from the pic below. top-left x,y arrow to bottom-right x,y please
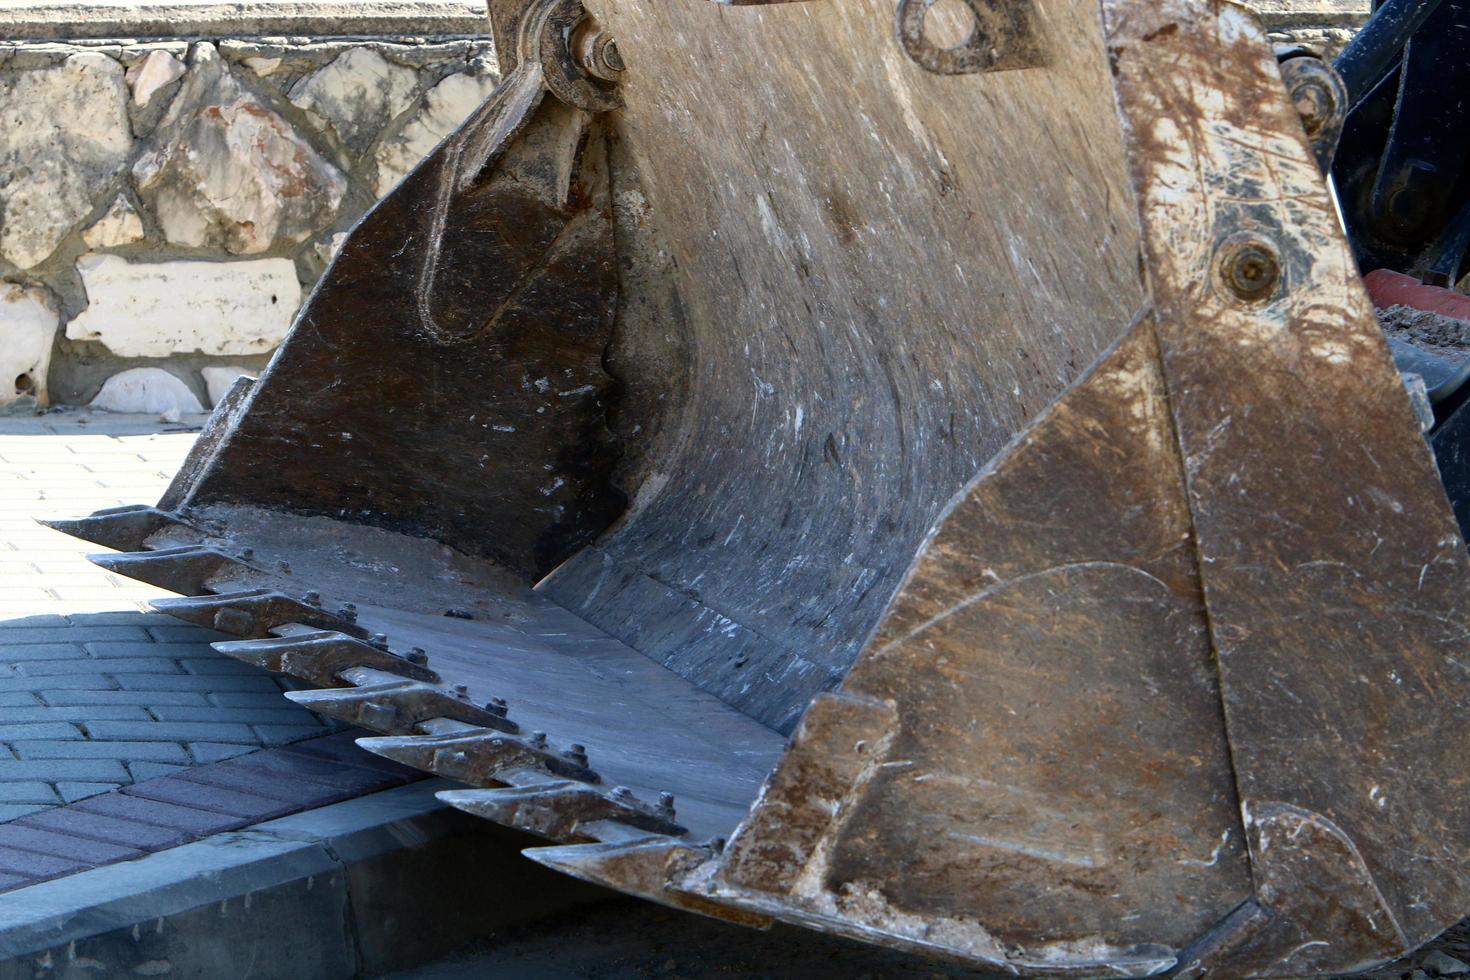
0,29 -> 495,414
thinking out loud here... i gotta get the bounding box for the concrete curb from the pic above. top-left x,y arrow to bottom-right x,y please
0,780 -> 606,977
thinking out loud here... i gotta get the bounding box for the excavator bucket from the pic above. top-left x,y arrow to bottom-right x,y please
46,0 -> 1470,974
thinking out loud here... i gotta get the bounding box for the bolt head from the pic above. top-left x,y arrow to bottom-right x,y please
1218,238 -> 1281,302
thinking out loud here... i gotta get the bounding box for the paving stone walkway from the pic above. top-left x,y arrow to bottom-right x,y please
0,410 -> 337,821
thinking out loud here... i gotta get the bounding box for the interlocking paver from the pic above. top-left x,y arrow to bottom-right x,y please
0,806 -> 48,824
151,706 -> 322,725
0,824 -> 140,863
17,658 -> 183,675
12,741 -> 190,762
73,791 -> 242,836
126,762 -> 190,781
147,626 -> 231,643
0,783 -> 59,804
124,778 -> 296,821
0,644 -> 87,660
1,706 -> 151,722
0,761 -> 128,782
0,724 -> 81,741
188,743 -> 261,764
179,658 -> 269,676
208,691 -> 298,708
256,724 -> 335,746
116,673 -> 287,692
42,690 -> 208,706
86,721 -> 260,742
55,783 -> 121,804
0,627 -> 149,644
19,805 -> 192,848
84,641 -> 222,659
0,412 -> 336,822
0,847 -> 88,879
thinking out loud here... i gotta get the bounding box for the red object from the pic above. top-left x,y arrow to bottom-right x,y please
1364,268 -> 1470,321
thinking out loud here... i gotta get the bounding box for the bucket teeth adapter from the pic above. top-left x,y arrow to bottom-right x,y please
47,0 -> 1470,974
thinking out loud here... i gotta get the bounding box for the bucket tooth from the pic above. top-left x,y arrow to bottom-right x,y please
152,590 -> 370,640
526,839 -> 772,929
283,674 -> 518,735
213,633 -> 442,688
437,782 -> 686,842
40,505 -> 189,553
356,730 -> 599,786
88,546 -> 251,596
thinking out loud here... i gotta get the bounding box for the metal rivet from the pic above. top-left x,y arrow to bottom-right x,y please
370,632 -> 389,649
405,647 -> 428,665
239,547 -> 254,560
658,792 -> 676,817
529,731 -> 548,748
1218,238 -> 1281,302
453,684 -> 470,700
302,590 -> 322,606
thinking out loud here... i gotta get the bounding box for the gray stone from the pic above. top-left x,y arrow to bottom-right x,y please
290,48 -> 419,152
374,67 -> 499,195
134,43 -> 346,255
89,368 -> 205,416
0,53 -> 132,269
0,283 -> 60,409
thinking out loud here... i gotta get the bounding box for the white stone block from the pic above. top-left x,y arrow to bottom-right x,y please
374,69 -> 498,196
66,253 -> 302,357
81,196 -> 146,249
90,368 -> 204,415
0,283 -> 60,408
201,365 -> 258,407
0,53 -> 132,269
290,48 -> 418,151
126,49 -> 185,106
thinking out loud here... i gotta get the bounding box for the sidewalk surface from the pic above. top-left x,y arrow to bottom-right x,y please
0,410 -> 336,821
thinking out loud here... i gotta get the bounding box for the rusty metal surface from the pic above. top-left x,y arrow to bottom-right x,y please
652,0 -> 1470,975
700,325 -> 1248,974
1107,0 -> 1470,971
174,52 -> 623,581
44,0 -> 1470,972
544,0 -> 1144,733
